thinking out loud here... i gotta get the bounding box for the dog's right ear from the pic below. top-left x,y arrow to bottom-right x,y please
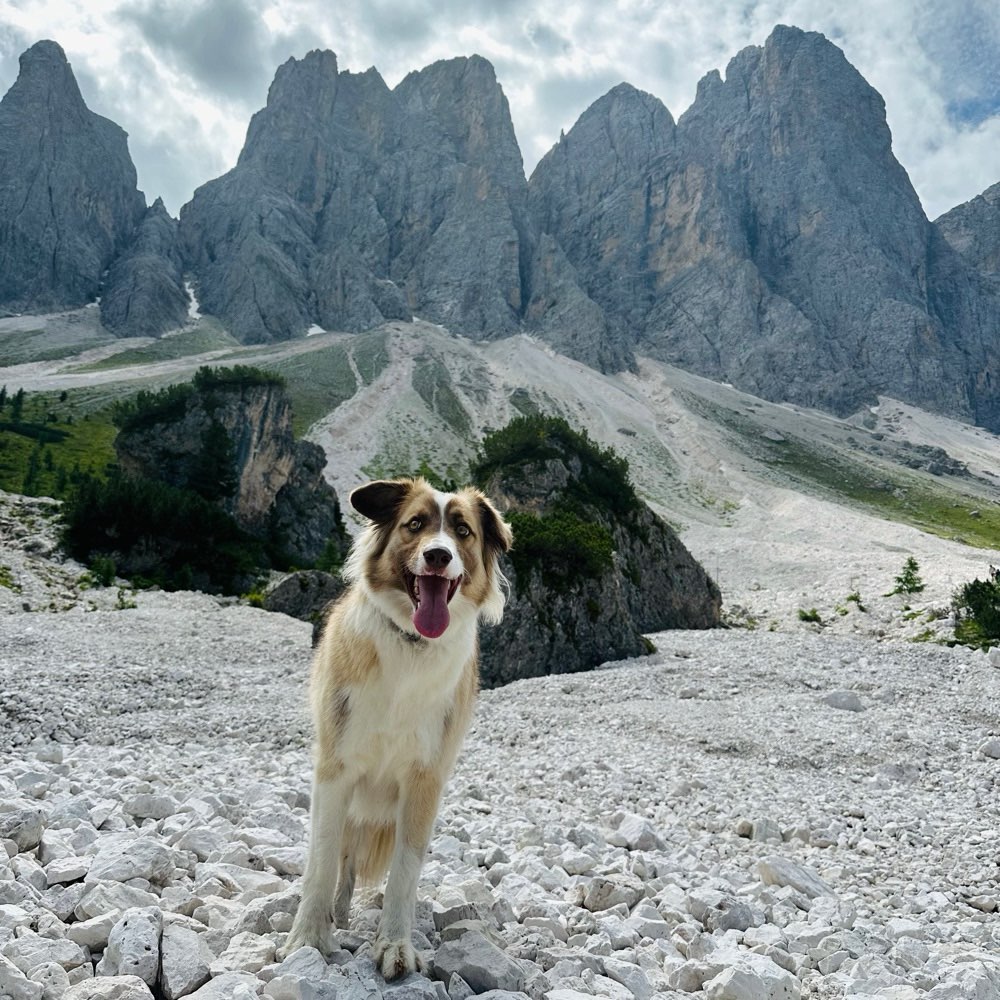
350,480 -> 411,524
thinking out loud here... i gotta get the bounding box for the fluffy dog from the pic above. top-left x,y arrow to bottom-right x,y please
280,477 -> 513,978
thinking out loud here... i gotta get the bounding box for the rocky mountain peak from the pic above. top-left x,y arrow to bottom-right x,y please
395,55 -> 524,186
0,38 -> 145,313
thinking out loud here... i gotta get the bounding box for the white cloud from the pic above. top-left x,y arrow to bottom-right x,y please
0,0 -> 997,218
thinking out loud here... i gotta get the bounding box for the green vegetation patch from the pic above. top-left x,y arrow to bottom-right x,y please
684,393 -> 1000,549
0,388 -> 117,498
66,321 -> 240,372
62,470 -> 265,595
271,344 -> 359,434
472,414 -> 639,517
507,509 -> 614,593
412,355 -> 471,436
953,569 -> 1000,650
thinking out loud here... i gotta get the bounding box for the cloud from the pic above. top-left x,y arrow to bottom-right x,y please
0,0 -> 998,219
119,0 -> 273,100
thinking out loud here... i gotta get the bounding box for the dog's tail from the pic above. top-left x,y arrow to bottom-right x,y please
343,819 -> 395,885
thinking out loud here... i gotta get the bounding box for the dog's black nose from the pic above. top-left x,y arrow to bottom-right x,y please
423,547 -> 452,570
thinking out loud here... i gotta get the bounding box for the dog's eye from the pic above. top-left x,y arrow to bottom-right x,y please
455,523 -> 471,538
407,517 -> 423,532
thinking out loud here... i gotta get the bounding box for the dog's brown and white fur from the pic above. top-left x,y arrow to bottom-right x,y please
280,477 -> 513,978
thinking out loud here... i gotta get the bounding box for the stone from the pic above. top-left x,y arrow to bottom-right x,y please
758,857 -> 835,899
26,961 -> 70,1000
433,931 -> 526,994
0,808 -> 44,852
209,930 -> 276,975
184,973 -> 261,999
123,794 -> 179,821
64,978 -> 156,1000
96,907 -> 163,986
67,909 -> 123,950
159,922 -> 213,1000
86,838 -> 178,885
4,929 -> 88,974
612,813 -> 666,852
0,953 -> 43,1000
703,953 -> 801,999
977,738 -> 1000,759
821,691 -> 865,712
45,856 -> 92,885
76,882 -> 159,920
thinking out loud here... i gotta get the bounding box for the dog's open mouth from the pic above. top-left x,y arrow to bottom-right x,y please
404,571 -> 460,638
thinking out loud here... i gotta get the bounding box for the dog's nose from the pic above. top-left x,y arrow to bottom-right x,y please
423,547 -> 452,571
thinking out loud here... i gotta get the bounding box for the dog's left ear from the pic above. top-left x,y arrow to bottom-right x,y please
478,495 -> 513,555
351,480 -> 411,524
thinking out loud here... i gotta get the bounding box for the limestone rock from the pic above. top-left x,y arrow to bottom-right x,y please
64,978 -> 156,1000
476,420 -> 720,685
100,199 -> 189,337
433,931 -> 526,994
0,41 -> 145,314
758,857 -> 835,900
96,906 -> 163,986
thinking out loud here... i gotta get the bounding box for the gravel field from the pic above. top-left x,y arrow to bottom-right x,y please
2,491 -> 1000,999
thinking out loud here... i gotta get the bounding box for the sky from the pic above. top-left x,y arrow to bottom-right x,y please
0,0 -> 998,220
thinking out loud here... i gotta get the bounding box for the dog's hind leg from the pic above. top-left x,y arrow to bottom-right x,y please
333,847 -> 355,929
373,767 -> 443,980
280,772 -> 351,958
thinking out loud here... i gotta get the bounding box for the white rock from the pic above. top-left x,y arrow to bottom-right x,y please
96,906 -> 163,986
758,857 -> 834,899
27,961 -> 70,1000
124,794 -> 178,820
0,953 -> 42,1000
704,953 -> 801,999
67,909 -> 123,950
160,922 -> 213,1000
64,976 -> 156,999
209,930 -> 276,975
45,855 -> 92,885
4,929 -> 88,974
87,838 -> 177,885
977,738 -> 1000,759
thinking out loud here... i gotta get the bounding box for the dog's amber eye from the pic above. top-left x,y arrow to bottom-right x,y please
407,517 -> 423,532
455,523 -> 471,538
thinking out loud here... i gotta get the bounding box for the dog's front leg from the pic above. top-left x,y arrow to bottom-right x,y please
374,767 -> 442,980
280,772 -> 351,958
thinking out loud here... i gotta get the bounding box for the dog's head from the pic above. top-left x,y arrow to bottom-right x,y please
345,477 -> 513,640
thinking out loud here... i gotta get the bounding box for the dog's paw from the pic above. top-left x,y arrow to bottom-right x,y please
277,909 -> 332,960
374,937 -> 424,980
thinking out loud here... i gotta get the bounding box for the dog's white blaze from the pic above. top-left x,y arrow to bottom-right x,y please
413,490 -> 463,579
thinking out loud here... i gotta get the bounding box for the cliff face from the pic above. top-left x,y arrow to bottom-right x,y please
475,423 -> 721,687
527,26 -> 1000,428
115,377 -> 346,566
176,50 -> 620,368
99,199 -> 190,337
0,41 -> 146,312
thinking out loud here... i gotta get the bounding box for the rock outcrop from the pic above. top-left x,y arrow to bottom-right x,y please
0,40 -> 146,313
114,371 -> 347,567
475,419 -> 720,687
100,199 -> 189,337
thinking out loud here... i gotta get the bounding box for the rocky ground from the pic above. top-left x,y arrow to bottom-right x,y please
1,491 -> 1000,1000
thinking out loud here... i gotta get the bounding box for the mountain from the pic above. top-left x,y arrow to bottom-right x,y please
0,41 -> 146,313
177,51 -> 620,368
528,25 -> 1000,429
4,30 -> 1000,431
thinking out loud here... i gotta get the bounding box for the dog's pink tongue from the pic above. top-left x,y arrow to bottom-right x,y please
413,575 -> 451,638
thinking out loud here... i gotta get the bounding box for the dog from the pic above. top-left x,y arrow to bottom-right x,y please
280,477 -> 513,979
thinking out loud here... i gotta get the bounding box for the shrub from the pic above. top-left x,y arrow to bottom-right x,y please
798,607 -> 823,624
953,568 -> 1000,649
90,555 -> 117,587
472,415 -> 637,515
62,469 -> 265,594
506,509 -> 613,592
